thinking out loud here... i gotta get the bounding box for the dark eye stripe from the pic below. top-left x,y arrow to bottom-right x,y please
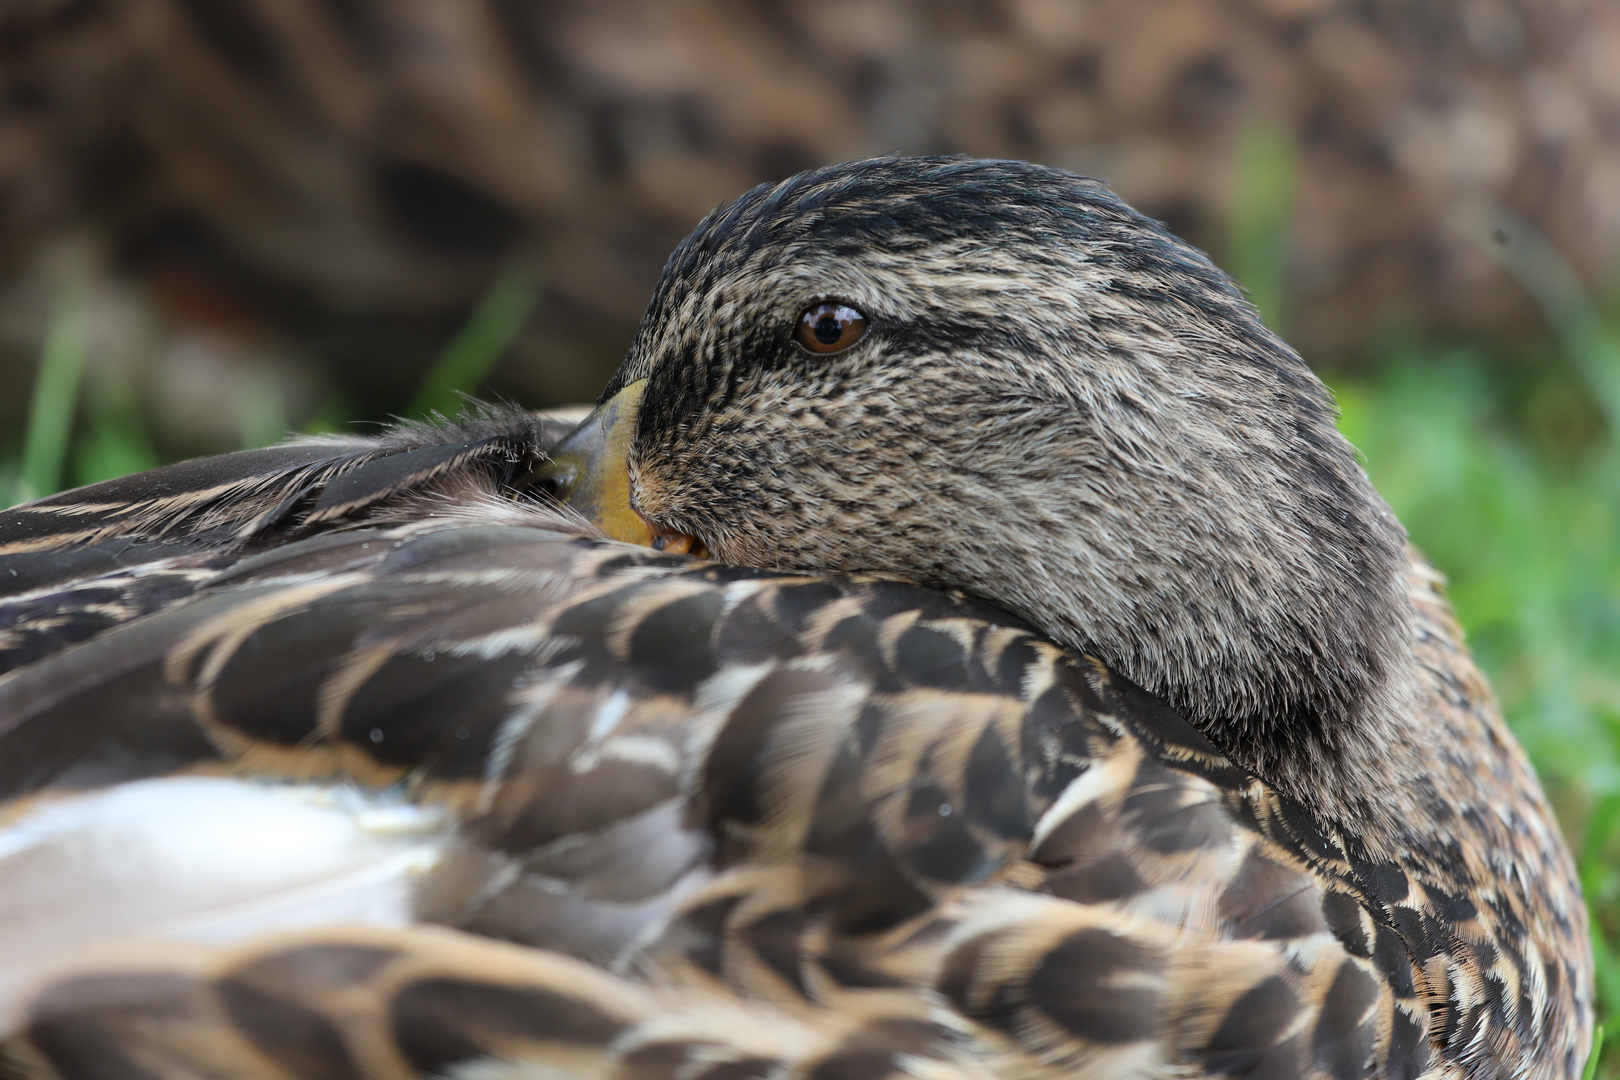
795,303 -> 867,355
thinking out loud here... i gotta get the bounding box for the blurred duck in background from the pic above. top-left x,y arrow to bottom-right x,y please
0,0 -> 1617,455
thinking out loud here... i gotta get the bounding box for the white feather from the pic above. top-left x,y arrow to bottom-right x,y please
0,776 -> 450,1031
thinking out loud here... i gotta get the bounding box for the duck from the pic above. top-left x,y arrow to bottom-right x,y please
3,0 -> 1613,426
0,156 -> 1592,1080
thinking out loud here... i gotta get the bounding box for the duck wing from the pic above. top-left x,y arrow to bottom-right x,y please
0,409 -> 578,676
0,407 -> 1584,1079
0,512 -> 1455,1079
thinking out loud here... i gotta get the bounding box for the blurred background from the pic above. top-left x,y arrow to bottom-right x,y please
1,0 -> 1618,1067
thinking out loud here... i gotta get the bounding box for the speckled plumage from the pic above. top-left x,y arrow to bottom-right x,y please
0,157 -> 1592,1080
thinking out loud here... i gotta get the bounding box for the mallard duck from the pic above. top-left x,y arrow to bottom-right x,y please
0,157 -> 1591,1080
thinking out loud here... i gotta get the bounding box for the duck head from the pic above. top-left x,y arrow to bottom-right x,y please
540,155 -> 1415,797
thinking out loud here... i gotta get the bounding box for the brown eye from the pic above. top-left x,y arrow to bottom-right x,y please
795,303 -> 868,355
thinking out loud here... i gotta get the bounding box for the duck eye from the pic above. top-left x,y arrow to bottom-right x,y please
795,303 -> 867,355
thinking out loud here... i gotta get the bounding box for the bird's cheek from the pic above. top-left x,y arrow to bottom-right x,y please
626,471 -> 712,557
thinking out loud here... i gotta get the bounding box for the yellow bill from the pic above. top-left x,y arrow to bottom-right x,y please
536,379 -> 701,555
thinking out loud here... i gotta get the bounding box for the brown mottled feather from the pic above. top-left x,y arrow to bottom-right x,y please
0,496 -> 1585,1079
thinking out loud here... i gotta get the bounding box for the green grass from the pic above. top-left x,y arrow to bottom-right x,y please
406,260 -> 542,420
0,259 -> 540,500
1228,113 -> 1297,330
3,250 -> 94,506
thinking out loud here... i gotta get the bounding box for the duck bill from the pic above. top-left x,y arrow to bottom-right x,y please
537,379 -> 702,555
